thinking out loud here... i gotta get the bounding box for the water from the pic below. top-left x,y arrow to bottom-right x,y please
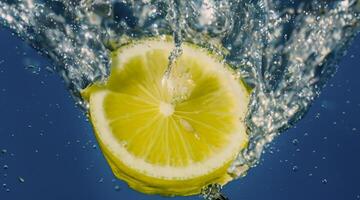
0,0 -> 360,199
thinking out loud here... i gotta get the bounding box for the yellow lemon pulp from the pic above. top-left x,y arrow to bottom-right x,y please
82,38 -> 250,196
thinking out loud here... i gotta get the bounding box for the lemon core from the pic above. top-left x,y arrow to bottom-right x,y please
159,101 -> 174,117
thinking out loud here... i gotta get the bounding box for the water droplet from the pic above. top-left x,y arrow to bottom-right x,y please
6,188 -> 10,192
98,178 -> 104,183
92,144 -> 97,149
1,149 -> 7,154
308,173 -> 313,177
2,183 -> 6,188
3,165 -> 8,170
18,177 -> 25,183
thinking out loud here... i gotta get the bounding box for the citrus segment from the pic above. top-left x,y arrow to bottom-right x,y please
83,38 -> 249,196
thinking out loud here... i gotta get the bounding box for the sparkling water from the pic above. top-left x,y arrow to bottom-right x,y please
0,0 -> 359,199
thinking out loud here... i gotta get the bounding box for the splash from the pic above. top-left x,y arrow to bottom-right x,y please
0,0 -> 359,199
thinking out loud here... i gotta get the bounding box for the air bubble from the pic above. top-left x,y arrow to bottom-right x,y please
18,177 -> 25,183
25,64 -> 41,74
201,184 -> 228,200
114,185 -> 121,191
292,139 -> 299,145
292,165 -> 299,172
321,178 -> 328,184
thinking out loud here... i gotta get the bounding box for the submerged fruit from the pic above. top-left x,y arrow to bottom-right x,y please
82,38 -> 249,196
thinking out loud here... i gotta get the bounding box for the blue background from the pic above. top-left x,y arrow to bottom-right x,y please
0,26 -> 359,200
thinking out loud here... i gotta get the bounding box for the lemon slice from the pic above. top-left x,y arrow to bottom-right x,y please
82,38 -> 250,196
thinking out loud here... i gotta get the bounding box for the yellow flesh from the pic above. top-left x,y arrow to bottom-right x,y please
82,39 -> 249,196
